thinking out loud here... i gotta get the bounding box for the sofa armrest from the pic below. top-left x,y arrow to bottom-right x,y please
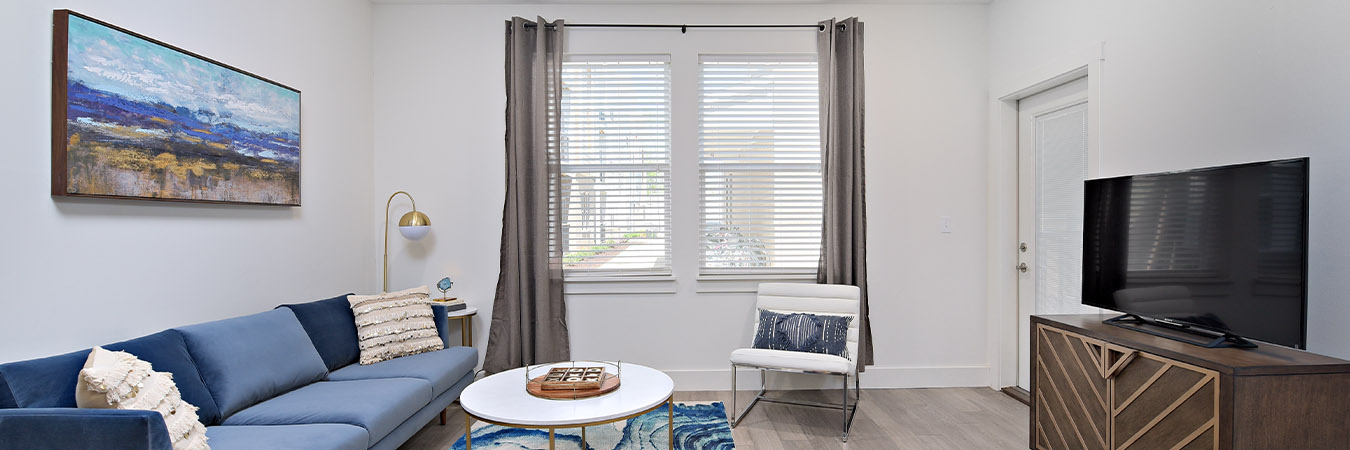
0,408 -> 173,450
430,303 -> 452,348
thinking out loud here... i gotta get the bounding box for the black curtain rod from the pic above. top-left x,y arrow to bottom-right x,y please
523,22 -> 843,32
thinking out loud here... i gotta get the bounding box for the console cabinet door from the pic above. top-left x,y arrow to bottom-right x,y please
1035,325 -> 1111,450
1110,352 -> 1219,450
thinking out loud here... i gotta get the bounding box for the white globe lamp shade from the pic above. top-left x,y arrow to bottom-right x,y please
399,225 -> 430,240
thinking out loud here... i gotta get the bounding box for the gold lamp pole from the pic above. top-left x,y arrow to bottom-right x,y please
384,191 -> 431,292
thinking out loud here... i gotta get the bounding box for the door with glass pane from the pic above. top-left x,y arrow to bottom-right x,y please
1016,77 -> 1097,390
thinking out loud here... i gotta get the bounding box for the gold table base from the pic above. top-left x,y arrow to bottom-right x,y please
464,394 -> 675,450
448,313 -> 474,346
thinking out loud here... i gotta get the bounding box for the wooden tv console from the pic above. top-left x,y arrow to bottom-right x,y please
1030,315 -> 1350,450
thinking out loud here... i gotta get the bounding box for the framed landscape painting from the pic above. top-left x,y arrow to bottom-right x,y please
52,10 -> 301,206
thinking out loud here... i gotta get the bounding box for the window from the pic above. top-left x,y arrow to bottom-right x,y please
559,56 -> 673,275
557,53 -> 822,282
698,55 -> 822,274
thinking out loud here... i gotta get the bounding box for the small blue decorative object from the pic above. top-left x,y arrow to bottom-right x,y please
437,277 -> 454,299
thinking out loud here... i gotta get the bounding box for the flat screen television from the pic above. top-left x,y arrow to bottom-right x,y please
1081,158 -> 1309,349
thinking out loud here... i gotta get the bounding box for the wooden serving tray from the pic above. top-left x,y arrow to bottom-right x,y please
526,371 -> 620,400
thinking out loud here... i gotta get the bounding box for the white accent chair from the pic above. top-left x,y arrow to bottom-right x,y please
729,283 -> 861,441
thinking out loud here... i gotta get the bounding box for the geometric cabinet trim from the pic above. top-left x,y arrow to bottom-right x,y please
1110,349 -> 1218,450
1034,324 -> 1108,450
1034,324 -> 1219,450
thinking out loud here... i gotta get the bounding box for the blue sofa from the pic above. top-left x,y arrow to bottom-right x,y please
0,294 -> 479,450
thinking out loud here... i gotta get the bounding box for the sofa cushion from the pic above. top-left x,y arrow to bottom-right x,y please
175,308 -> 328,419
327,346 -> 477,395
221,378 -> 432,448
730,347 -> 855,374
278,294 -> 359,372
0,330 -> 222,425
206,424 -> 368,450
205,421 -> 367,448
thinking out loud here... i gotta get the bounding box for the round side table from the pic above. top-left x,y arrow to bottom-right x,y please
459,362 -> 675,450
444,305 -> 477,347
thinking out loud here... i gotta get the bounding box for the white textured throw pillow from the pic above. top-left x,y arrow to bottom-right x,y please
76,347 -> 210,450
349,286 -> 445,365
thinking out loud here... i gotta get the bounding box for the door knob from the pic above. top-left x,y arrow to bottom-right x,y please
1018,262 -> 1028,273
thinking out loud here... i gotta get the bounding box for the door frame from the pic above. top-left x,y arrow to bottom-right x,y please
986,43 -> 1106,390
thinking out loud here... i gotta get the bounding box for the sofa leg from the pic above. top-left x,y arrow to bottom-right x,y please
440,409 -> 447,426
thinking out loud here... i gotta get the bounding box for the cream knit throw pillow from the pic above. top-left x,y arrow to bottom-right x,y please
349,286 -> 445,365
76,347 -> 210,450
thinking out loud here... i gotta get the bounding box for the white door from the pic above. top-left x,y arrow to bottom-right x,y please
1016,77 -> 1097,390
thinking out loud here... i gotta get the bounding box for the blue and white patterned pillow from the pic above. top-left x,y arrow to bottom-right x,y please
751,309 -> 852,358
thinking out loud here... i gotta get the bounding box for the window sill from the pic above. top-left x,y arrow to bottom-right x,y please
563,273 -> 677,295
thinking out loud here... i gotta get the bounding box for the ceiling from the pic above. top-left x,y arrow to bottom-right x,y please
369,0 -> 990,5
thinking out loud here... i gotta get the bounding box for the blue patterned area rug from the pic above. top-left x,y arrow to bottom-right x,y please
451,401 -> 735,450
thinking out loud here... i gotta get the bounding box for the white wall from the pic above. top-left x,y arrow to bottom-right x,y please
989,0 -> 1350,358
0,0 -> 376,362
373,4 -> 991,389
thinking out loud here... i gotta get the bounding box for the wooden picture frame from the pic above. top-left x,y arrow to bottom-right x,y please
52,10 -> 302,206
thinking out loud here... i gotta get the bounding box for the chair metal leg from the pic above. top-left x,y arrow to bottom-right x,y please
729,364 -> 736,425
729,364 -> 766,428
842,374 -> 849,442
841,372 -> 859,442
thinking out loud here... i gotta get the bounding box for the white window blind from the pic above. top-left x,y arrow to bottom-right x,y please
1034,102 -> 1092,314
698,55 -> 822,274
560,56 -> 672,275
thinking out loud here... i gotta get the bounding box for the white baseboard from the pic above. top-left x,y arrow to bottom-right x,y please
665,365 -> 991,391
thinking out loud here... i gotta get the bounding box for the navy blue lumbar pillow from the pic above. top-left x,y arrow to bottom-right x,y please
752,309 -> 852,358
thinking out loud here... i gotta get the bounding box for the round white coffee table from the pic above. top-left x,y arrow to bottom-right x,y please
460,362 -> 675,450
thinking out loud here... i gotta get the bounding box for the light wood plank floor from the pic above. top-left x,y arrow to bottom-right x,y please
398,388 -> 1028,450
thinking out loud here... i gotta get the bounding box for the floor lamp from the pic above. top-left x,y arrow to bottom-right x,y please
384,191 -> 431,292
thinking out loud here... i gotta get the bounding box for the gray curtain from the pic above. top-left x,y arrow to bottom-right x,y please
485,17 -> 569,374
817,17 -> 871,371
